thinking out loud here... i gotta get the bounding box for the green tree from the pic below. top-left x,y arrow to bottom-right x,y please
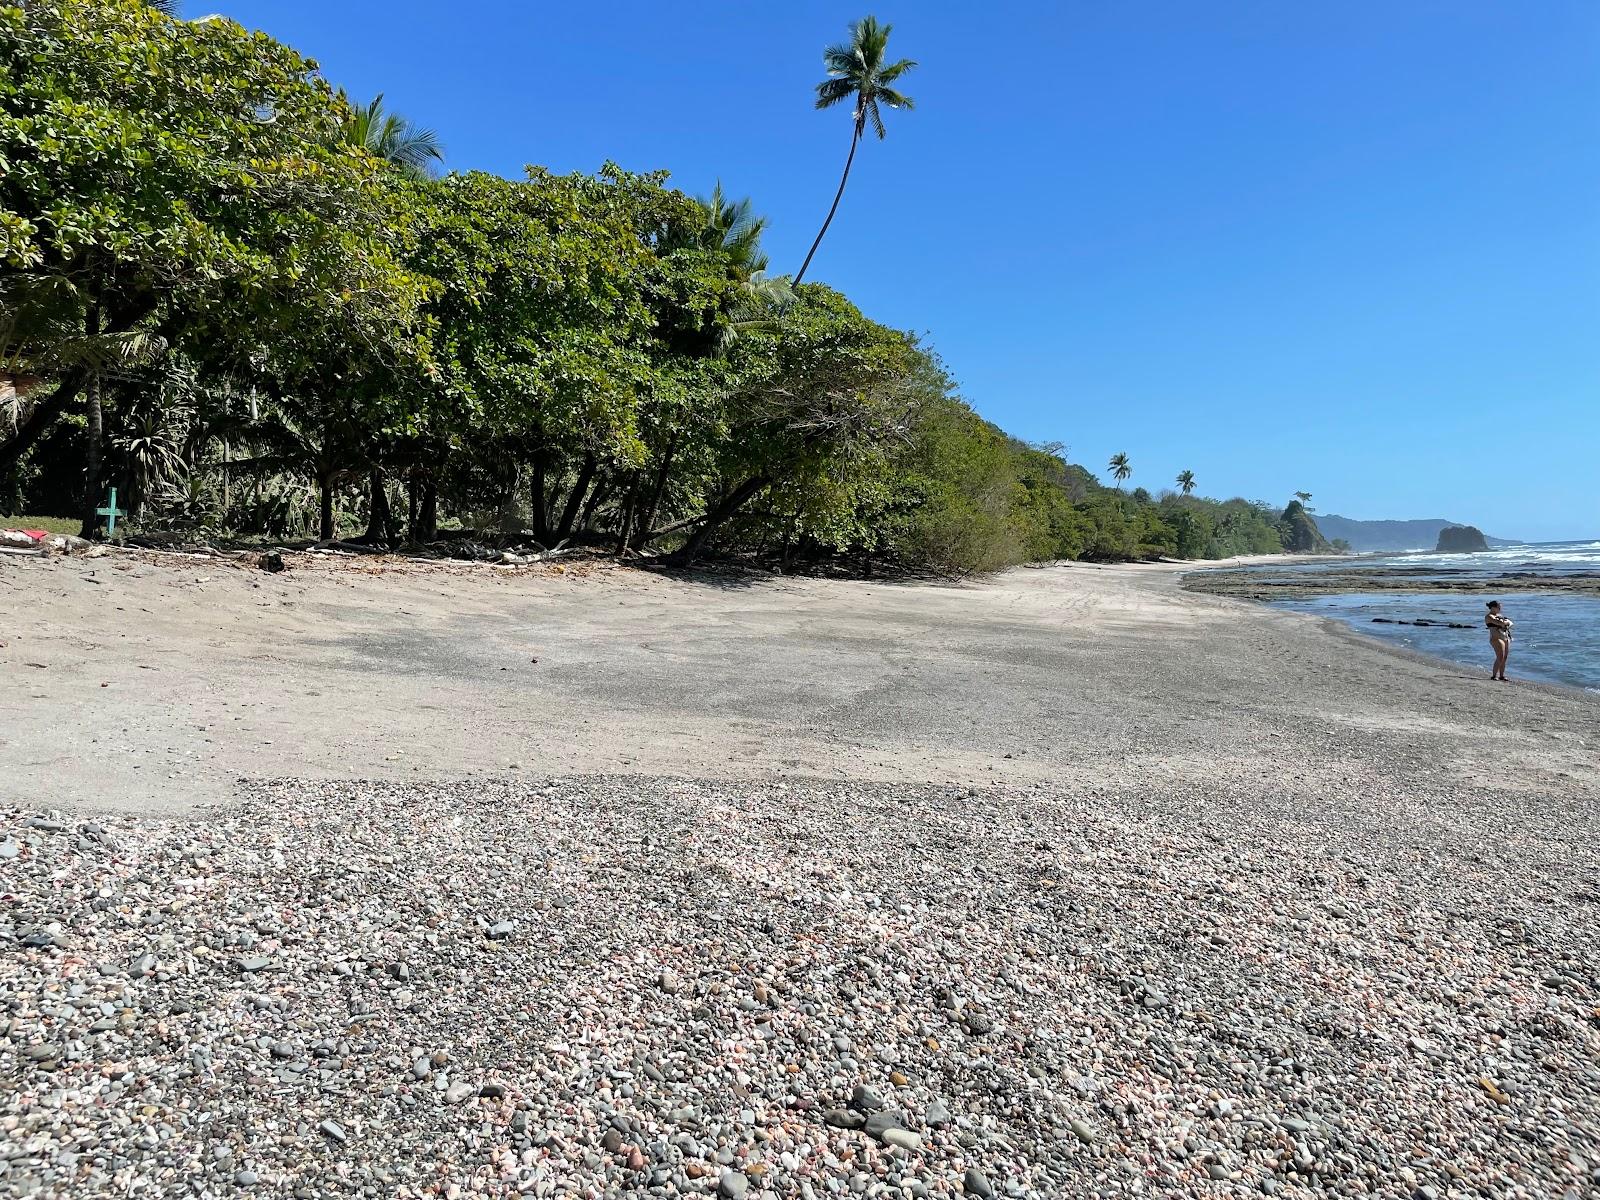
1176,469 -> 1196,495
0,0 -> 418,536
667,284 -> 916,564
794,16 -> 916,284
400,168 -> 689,542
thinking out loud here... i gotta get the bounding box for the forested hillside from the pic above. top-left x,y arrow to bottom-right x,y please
2,2 -> 1314,573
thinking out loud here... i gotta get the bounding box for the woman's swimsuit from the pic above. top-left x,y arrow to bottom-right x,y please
1487,614 -> 1512,643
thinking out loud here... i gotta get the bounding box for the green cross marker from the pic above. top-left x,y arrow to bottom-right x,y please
96,486 -> 125,537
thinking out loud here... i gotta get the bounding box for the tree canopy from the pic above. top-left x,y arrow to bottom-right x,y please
2,2 -> 1319,572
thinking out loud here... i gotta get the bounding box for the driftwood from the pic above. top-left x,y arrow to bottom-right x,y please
310,539 -> 387,556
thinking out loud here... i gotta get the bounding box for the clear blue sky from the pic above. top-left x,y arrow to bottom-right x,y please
202,1 -> 1598,541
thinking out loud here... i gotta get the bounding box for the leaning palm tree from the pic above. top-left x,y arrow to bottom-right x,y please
1177,469 -> 1196,495
794,16 -> 916,284
1294,490 -> 1313,506
1108,452 -> 1132,489
341,93 -> 444,179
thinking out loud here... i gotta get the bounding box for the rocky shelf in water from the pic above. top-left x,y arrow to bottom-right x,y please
1182,567 -> 1600,600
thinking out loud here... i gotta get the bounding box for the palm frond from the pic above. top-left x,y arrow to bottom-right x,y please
821,44 -> 860,75
875,87 -> 914,111
814,77 -> 856,109
811,19 -> 916,132
342,93 -> 444,179
876,58 -> 917,85
865,97 -> 886,140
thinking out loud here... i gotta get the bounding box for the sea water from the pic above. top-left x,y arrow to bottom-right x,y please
1264,540 -> 1600,693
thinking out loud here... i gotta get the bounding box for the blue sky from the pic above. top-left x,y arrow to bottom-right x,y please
204,1 -> 1598,541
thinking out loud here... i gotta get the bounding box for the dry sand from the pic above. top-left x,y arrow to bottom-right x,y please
2,550 -> 1595,816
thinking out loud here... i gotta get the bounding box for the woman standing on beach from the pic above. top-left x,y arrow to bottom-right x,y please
1486,600 -> 1513,681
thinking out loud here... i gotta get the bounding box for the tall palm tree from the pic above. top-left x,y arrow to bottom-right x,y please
1176,469 -> 1196,495
794,16 -> 916,284
1108,452 -> 1132,489
341,94 -> 444,179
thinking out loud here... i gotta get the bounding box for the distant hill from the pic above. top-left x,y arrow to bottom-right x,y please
1314,514 -> 1517,553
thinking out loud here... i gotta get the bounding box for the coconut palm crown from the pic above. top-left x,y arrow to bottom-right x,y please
1108,452 -> 1132,487
341,93 -> 444,179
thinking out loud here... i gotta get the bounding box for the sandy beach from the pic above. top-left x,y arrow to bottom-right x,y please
4,551 -> 1594,815
3,553 -> 1597,1198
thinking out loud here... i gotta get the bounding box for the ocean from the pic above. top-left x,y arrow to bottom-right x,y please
1264,540 -> 1600,693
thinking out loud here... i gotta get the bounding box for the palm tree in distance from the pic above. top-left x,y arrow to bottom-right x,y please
1293,490 -> 1313,510
1108,452 -> 1132,489
341,94 -> 444,179
1177,469 -> 1196,495
794,16 -> 916,284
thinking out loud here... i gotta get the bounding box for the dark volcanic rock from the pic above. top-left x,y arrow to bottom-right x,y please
1435,524 -> 1489,553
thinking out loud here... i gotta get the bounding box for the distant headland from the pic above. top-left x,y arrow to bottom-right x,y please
1312,514 -> 1515,553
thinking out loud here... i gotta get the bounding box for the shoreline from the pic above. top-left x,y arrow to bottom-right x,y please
1176,559 -> 1600,695
1179,565 -> 1600,600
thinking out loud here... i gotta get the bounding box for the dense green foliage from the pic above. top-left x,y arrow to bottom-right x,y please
1279,499 -> 1333,553
1,2 -> 1322,572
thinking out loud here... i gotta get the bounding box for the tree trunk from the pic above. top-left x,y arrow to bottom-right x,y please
577,475 -> 609,534
554,454 -> 596,542
794,121 -> 862,284
1,368 -> 87,472
613,471 -> 640,556
667,474 -> 771,566
78,370 -> 104,539
2,295 -> 153,472
780,512 -> 797,572
407,469 -> 420,541
496,460 -> 522,534
632,438 -> 676,550
318,475 -> 335,541
529,448 -> 549,541
77,297 -> 106,539
417,476 -> 438,542
363,467 -> 393,543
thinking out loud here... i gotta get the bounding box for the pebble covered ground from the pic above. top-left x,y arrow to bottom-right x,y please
3,774 -> 1598,1199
